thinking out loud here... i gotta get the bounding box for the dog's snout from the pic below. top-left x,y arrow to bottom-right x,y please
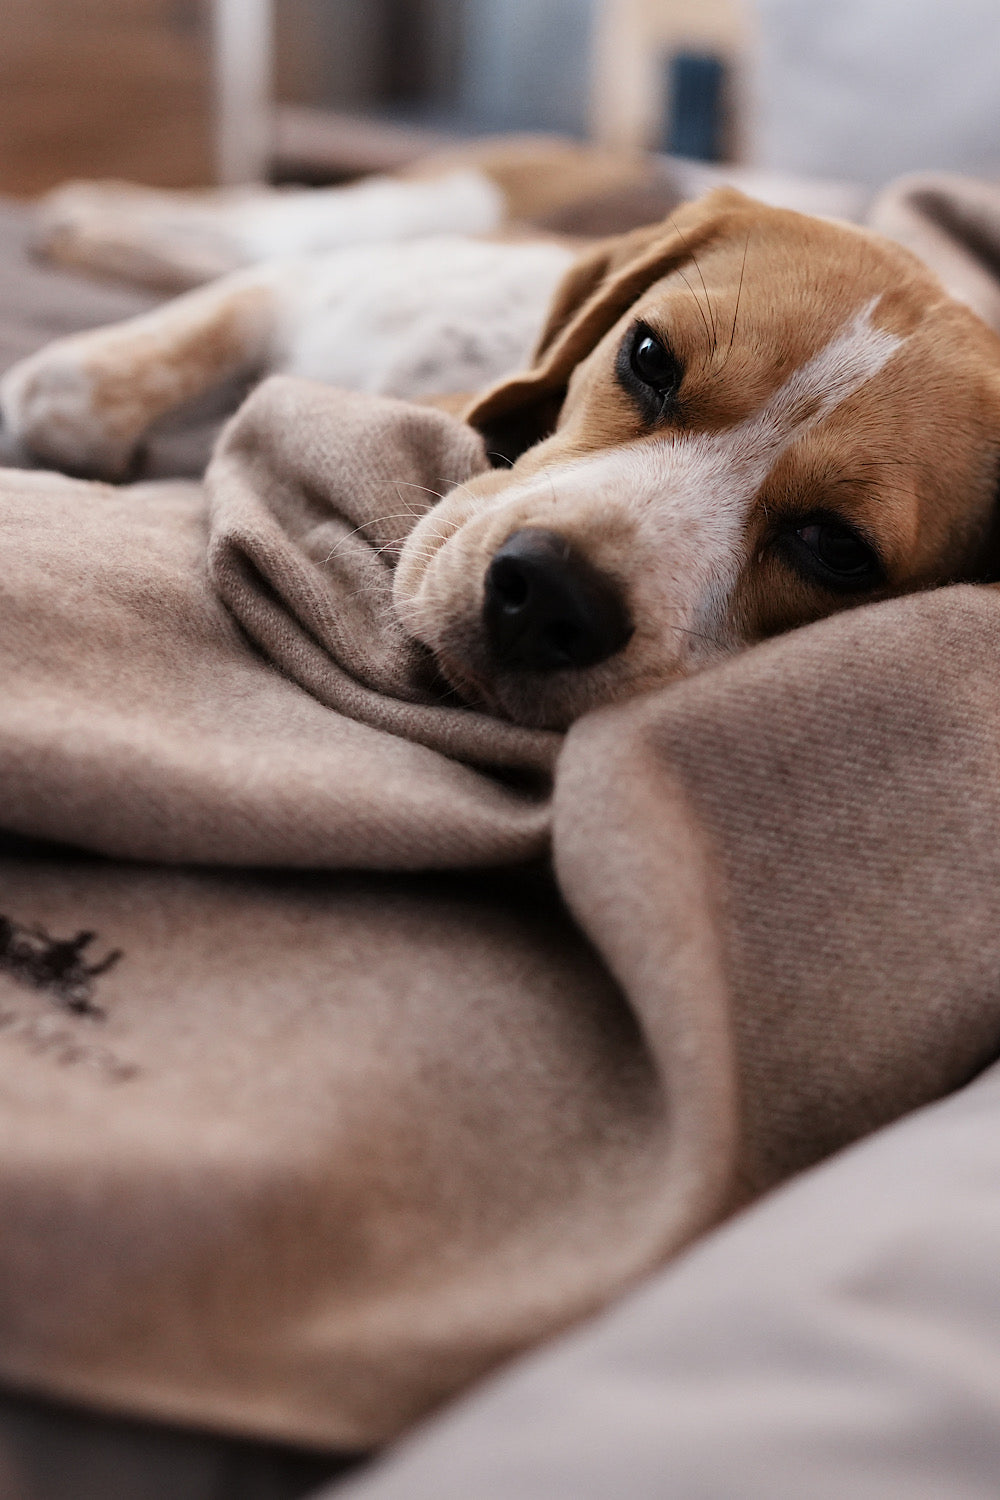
482,528 -> 632,673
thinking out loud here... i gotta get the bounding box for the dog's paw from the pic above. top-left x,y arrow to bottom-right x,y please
0,337 -> 145,480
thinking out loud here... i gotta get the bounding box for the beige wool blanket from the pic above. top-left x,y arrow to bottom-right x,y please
4,173 -> 1000,1453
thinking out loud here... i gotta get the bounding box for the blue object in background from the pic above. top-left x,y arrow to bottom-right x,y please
666,52 -> 726,161
458,0 -> 595,136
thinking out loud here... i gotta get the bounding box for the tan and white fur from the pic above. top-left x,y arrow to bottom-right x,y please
4,172 -> 1000,731
3,138 -> 635,477
0,232 -> 575,479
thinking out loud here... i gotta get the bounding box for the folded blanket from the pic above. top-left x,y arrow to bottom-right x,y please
870,170 -> 1000,332
4,341 -> 1000,1453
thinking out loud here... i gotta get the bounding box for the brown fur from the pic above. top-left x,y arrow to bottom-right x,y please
395,190 -> 1000,729
404,136 -> 653,226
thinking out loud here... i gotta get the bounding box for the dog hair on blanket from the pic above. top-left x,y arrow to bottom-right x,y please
3,164 -> 1000,729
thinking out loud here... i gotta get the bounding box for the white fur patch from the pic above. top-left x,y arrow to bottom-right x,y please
232,170 -> 507,262
275,236 -> 575,399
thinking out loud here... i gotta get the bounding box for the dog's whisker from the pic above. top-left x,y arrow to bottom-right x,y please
383,471 -> 486,499
690,249 -> 719,352
669,213 -> 719,355
399,521 -> 455,547
666,622 -> 726,649
387,479 -> 447,503
322,511 -> 438,563
372,533 -> 448,565
675,266 -> 716,360
720,230 -> 751,375
321,488 -> 464,564
438,475 -> 487,502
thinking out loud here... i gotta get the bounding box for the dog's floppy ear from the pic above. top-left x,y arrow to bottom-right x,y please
465,188 -> 751,464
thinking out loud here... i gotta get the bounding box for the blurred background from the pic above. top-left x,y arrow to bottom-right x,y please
2,0 -> 1000,197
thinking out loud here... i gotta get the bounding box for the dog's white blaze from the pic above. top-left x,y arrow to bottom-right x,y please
526,298 -> 905,661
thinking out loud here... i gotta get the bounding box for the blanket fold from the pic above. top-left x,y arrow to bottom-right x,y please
0,397 -> 553,871
207,376 -> 558,775
558,584 -> 1000,1202
4,172 -> 1000,1454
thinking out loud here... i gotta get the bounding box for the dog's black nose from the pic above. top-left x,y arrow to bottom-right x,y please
482,528 -> 632,672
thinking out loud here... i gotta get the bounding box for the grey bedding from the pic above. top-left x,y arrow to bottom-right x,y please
333,1055 -> 1000,1500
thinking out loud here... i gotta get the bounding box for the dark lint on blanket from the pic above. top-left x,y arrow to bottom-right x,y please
0,914 -> 122,1018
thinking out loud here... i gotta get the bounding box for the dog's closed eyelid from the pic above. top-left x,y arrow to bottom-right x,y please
768,510 -> 886,593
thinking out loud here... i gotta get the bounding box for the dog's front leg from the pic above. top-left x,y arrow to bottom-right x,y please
0,269 -> 280,480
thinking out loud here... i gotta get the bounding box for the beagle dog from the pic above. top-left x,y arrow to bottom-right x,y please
4,186 -> 1000,730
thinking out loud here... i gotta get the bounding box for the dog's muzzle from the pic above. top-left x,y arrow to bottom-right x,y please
482,528 -> 632,673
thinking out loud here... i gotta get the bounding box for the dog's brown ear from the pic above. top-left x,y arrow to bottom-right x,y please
465,188 -> 751,464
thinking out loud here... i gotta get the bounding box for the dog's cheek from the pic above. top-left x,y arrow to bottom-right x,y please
394,520 -> 484,664
730,552 -> 853,645
394,493 -> 480,617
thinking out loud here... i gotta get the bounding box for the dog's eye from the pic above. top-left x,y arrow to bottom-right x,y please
617,322 -> 683,421
630,327 -> 681,395
783,516 -> 884,593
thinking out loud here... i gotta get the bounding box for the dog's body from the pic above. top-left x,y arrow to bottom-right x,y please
4,158 -> 1000,730
0,233 -> 575,479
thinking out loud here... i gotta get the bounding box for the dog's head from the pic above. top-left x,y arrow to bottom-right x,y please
395,189 -> 1000,729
